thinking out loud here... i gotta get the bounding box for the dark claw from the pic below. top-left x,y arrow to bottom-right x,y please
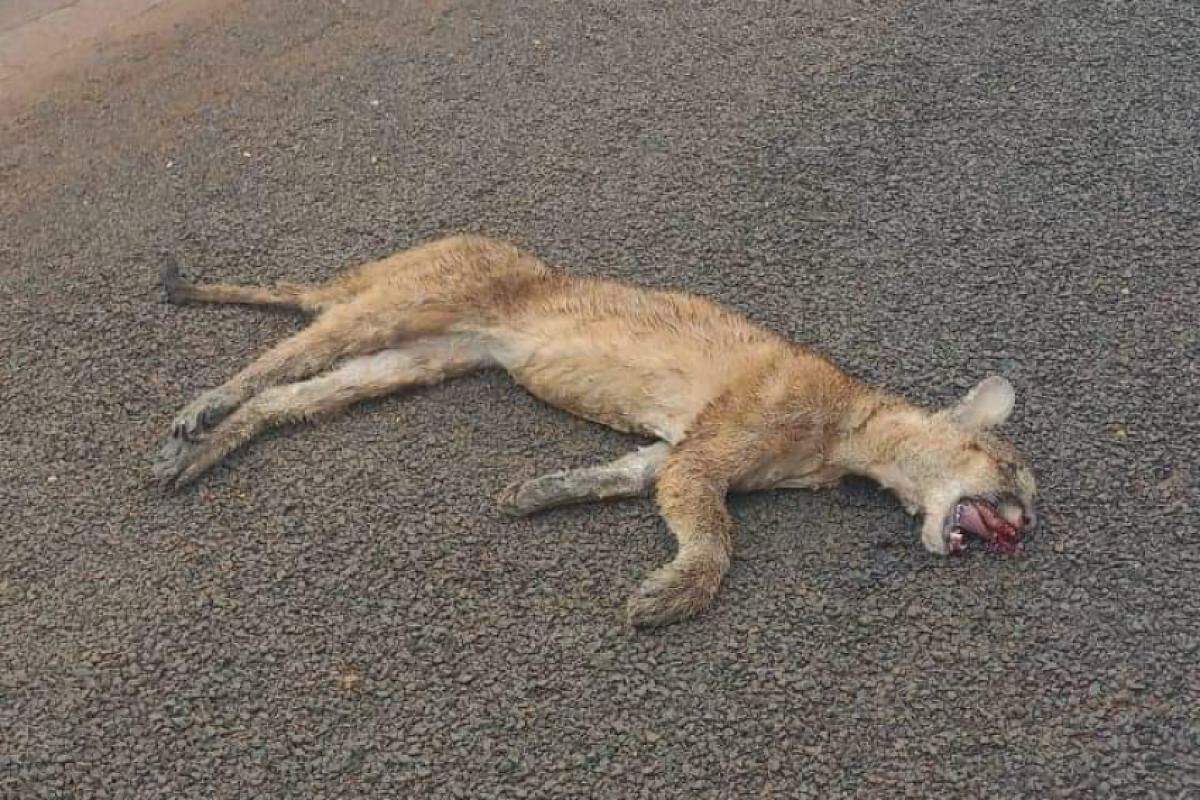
169,392 -> 233,441
171,420 -> 193,442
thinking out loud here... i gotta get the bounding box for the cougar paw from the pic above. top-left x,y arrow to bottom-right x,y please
152,435 -> 198,485
496,480 -> 531,517
172,457 -> 215,489
625,562 -> 720,629
496,475 -> 571,517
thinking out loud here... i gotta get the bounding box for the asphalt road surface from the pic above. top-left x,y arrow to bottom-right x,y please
2,1 -> 1198,797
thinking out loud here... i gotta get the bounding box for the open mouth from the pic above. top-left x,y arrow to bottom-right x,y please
946,497 -> 1023,555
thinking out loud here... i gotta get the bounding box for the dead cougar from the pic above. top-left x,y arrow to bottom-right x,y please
154,234 -> 1038,628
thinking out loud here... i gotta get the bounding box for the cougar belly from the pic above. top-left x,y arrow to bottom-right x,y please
489,329 -> 717,443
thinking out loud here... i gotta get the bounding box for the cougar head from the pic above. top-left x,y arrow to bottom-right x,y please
918,376 -> 1038,556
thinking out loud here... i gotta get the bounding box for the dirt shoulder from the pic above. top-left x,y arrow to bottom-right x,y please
0,0 -> 240,112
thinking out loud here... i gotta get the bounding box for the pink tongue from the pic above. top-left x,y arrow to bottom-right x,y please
958,501 -> 1022,553
957,503 -> 991,539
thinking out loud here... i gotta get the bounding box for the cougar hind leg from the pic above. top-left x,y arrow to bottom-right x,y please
163,292 -> 467,442
156,334 -> 494,487
157,238 -> 524,443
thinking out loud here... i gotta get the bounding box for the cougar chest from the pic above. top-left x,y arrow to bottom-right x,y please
738,446 -> 844,492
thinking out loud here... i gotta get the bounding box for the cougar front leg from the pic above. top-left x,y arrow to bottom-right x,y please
497,443 -> 669,517
626,429 -> 768,629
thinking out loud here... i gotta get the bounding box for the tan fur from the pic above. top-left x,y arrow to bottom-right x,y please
155,235 -> 1038,627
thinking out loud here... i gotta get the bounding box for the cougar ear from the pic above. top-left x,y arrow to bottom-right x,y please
947,376 -> 1015,431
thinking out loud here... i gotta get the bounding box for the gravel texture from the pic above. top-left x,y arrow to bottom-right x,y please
1,1 -> 1198,797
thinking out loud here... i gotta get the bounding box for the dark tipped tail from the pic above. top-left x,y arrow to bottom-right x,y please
157,258 -> 316,312
160,255 -> 190,305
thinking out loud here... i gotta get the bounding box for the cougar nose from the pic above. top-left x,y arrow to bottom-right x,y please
1021,510 -> 1037,531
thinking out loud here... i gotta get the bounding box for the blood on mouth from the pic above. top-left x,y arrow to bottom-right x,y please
950,498 -> 1023,554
